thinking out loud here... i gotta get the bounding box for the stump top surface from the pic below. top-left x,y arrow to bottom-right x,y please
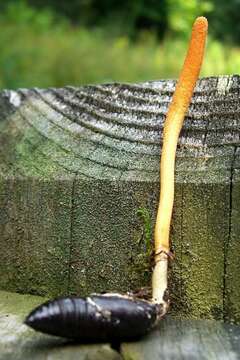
0,75 -> 239,182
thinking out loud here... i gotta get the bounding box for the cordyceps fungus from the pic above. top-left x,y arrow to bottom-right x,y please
24,17 -> 208,341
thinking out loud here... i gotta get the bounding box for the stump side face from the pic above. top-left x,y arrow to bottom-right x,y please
0,177 -> 74,297
226,166 -> 240,323
0,76 -> 239,322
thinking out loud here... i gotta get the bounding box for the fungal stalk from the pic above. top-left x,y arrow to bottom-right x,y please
25,17 -> 208,341
152,16 -> 208,311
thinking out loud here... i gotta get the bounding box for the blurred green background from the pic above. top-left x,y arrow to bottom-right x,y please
0,0 -> 239,89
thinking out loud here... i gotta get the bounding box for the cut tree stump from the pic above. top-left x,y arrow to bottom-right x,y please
0,75 -> 239,322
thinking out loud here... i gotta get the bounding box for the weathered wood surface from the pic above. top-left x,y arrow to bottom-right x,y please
0,75 -> 240,322
121,317 -> 240,360
1,290 -> 240,360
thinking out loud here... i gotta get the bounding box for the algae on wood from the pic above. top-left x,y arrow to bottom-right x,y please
0,178 -> 74,297
0,76 -> 240,322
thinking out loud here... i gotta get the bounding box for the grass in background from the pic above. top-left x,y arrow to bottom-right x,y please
0,2 -> 239,89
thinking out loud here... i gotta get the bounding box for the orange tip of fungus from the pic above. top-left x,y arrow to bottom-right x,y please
193,16 -> 208,32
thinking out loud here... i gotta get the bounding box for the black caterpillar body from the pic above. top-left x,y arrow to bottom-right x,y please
25,293 -> 161,340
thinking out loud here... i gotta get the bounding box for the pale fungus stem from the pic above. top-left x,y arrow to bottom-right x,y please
152,17 -> 208,309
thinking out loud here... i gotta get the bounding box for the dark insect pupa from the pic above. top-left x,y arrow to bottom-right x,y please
25,294 -> 163,340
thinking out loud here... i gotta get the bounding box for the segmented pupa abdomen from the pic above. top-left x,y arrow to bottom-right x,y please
25,294 -> 159,340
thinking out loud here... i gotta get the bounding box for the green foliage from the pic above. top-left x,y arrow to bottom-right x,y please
1,1 -> 52,28
209,0 -> 240,43
167,0 -> 213,37
1,0 -> 240,45
26,0 -> 168,38
0,1 -> 239,90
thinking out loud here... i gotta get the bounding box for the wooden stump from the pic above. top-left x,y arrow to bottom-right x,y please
0,75 -> 239,322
